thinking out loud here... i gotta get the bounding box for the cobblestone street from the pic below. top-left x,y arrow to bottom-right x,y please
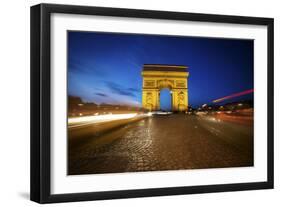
68,114 -> 253,175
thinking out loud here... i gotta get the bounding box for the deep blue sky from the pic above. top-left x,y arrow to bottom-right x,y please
68,31 -> 253,109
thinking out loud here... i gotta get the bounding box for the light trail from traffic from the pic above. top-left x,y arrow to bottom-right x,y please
212,89 -> 254,103
68,113 -> 138,128
68,113 -> 151,129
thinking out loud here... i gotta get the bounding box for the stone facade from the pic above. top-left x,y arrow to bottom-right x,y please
141,64 -> 189,112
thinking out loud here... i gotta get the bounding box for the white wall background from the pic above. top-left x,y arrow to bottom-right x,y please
0,0 -> 279,206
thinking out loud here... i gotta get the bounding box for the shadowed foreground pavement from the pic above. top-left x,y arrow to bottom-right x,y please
68,114 -> 253,175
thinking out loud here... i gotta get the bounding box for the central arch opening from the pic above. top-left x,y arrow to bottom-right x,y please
160,88 -> 172,111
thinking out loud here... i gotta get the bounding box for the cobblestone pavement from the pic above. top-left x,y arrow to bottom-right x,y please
68,114 -> 253,175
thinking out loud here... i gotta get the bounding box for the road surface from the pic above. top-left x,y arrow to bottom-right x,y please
68,114 -> 253,175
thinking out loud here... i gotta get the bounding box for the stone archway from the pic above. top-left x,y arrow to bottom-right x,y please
141,64 -> 189,112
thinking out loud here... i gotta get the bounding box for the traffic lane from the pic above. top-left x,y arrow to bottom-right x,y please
68,114 -> 253,175
195,115 -> 253,156
145,115 -> 253,169
68,115 -> 149,148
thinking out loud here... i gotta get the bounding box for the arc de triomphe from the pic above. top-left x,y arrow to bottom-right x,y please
141,64 -> 189,112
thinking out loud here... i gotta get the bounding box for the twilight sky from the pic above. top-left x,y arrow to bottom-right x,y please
68,31 -> 253,109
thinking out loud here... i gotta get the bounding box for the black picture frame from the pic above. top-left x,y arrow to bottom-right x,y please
30,3 -> 274,204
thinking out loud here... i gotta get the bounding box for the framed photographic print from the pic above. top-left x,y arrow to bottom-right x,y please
30,3 -> 274,203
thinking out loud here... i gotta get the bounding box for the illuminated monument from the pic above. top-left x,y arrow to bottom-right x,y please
142,64 -> 189,112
